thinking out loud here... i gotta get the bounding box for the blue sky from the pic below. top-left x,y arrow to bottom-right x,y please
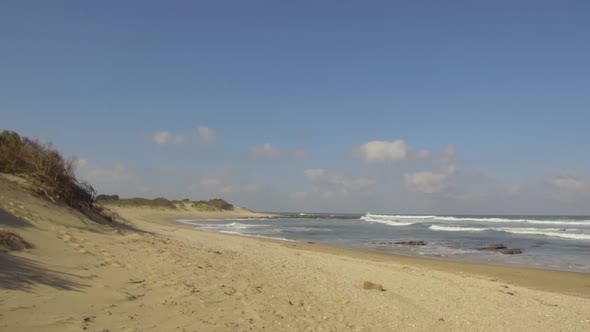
2,1 -> 589,214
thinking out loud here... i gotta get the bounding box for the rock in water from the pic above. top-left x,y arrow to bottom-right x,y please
477,244 -> 508,251
501,248 -> 523,255
394,240 -> 427,246
477,244 -> 523,255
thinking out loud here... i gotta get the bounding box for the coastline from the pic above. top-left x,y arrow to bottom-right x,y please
3,189 -> 590,331
161,215 -> 590,298
119,207 -> 590,299
274,239 -> 590,298
95,203 -> 590,298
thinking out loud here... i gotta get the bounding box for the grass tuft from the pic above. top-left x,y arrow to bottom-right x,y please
0,230 -> 33,251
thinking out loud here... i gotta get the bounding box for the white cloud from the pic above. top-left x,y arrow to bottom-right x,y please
404,171 -> 451,194
250,143 -> 280,158
153,131 -> 171,145
352,139 -> 431,162
75,158 -> 89,169
197,126 -> 217,144
153,126 -> 216,146
488,172 -> 590,212
75,159 -> 139,196
551,173 -> 586,191
353,139 -> 409,161
250,143 -> 309,159
153,131 -> 186,145
301,168 -> 377,198
404,144 -> 456,194
195,172 -> 261,196
83,164 -> 135,182
303,168 -> 326,180
441,145 -> 456,166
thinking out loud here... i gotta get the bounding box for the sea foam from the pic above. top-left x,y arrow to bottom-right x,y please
429,225 -> 487,232
360,213 -> 414,226
428,224 -> 590,240
360,213 -> 590,226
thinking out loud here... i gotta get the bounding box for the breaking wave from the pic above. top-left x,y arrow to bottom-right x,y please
360,213 -> 414,226
502,228 -> 590,240
360,213 -> 590,226
429,225 -> 590,240
429,225 -> 487,232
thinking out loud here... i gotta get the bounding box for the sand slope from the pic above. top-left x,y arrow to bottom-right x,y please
1,175 -> 589,331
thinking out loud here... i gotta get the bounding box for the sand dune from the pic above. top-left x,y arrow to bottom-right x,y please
1,175 -> 589,331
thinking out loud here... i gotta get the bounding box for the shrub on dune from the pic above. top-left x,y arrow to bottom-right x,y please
0,130 -> 96,211
0,230 -> 33,251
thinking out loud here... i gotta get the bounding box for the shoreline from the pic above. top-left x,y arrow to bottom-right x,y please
161,215 -> 590,298
3,184 -> 590,331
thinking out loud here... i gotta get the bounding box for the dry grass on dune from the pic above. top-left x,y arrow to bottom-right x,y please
0,130 -> 95,208
0,130 -> 117,225
0,230 -> 32,252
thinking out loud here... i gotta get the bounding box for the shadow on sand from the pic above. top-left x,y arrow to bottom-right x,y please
0,209 -> 32,228
0,254 -> 87,292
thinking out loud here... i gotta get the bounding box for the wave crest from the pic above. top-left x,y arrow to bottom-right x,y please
360,213 -> 590,226
429,225 -> 590,240
360,213 -> 414,226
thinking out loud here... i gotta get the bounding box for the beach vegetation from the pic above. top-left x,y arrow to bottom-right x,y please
203,198 -> 234,210
0,130 -> 96,210
190,201 -> 219,211
0,129 -> 237,218
97,195 -> 235,211
96,194 -> 119,201
0,230 -> 33,251
96,196 -> 177,209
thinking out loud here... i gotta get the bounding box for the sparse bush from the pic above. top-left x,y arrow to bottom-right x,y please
98,197 -> 177,209
206,198 -> 234,211
0,230 -> 33,251
191,201 -> 219,211
0,130 -> 96,209
96,194 -> 120,201
191,199 -> 233,211
99,196 -> 234,211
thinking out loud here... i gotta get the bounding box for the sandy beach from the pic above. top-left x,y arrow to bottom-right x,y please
3,2 -> 590,331
1,176 -> 589,332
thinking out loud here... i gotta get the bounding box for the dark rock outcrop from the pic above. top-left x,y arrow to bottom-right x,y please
477,244 -> 508,250
500,248 -> 523,255
477,244 -> 523,255
394,241 -> 427,246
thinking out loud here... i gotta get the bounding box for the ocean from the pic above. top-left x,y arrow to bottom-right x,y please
175,213 -> 590,273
